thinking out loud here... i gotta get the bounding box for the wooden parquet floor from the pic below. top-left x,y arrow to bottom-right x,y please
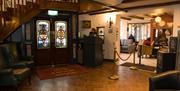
18,62 -> 154,91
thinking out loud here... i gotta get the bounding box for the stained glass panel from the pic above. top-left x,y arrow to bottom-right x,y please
55,21 -> 67,48
36,20 -> 50,49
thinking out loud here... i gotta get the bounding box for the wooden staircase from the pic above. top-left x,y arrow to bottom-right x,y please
0,0 -> 79,42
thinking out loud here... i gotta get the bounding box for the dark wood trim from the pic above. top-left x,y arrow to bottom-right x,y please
104,59 -> 114,62
128,15 -> 144,20
121,17 -> 132,21
79,8 -> 110,15
124,1 -> 180,10
128,22 -> 151,24
89,9 -> 120,15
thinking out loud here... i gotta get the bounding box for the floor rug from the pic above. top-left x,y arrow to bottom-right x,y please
36,64 -> 88,80
120,62 -> 156,72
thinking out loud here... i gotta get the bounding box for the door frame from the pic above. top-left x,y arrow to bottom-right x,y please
34,14 -> 73,66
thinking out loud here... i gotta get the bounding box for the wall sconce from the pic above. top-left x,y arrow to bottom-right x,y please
108,17 -> 113,33
109,17 -> 113,28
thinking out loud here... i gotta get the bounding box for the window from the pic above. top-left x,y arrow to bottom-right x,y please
55,21 -> 67,48
36,20 -> 50,49
128,23 -> 150,41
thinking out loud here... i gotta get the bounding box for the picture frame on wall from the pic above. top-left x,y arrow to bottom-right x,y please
82,20 -> 91,28
97,26 -> 105,40
97,26 -> 105,36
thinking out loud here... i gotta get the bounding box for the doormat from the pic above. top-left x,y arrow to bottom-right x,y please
120,62 -> 156,72
36,64 -> 88,80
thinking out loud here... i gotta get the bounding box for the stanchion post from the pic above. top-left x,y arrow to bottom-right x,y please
114,47 -> 117,62
109,47 -> 119,80
133,45 -> 136,64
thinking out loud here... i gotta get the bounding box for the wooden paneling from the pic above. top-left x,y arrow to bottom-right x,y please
35,50 -> 51,65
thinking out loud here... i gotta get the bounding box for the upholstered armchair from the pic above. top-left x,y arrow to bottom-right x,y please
2,43 -> 34,68
0,47 -> 31,89
149,70 -> 180,91
138,40 -> 154,57
10,42 -> 34,67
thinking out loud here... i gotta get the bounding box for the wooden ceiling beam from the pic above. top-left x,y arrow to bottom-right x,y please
121,17 -> 132,21
129,15 -> 144,20
79,8 -> 110,15
91,0 -> 127,12
89,10 -> 120,15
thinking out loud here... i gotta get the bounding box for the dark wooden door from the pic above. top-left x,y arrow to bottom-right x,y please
35,17 -> 72,66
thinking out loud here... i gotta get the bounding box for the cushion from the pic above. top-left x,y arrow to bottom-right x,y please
143,40 -> 151,46
13,68 -> 30,81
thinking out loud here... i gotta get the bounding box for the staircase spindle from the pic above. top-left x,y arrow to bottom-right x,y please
0,0 -> 2,11
13,0 -> 16,8
20,0 -> 22,5
17,0 -> 19,5
11,0 -> 13,8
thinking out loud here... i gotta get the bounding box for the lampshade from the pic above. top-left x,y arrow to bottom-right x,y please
159,20 -> 166,27
155,16 -> 161,23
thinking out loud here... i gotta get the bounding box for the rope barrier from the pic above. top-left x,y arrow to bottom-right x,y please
116,51 -> 132,61
114,44 -> 136,61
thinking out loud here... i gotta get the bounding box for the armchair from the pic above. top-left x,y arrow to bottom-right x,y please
149,70 -> 180,91
1,43 -> 34,68
138,40 -> 154,57
0,47 -> 31,89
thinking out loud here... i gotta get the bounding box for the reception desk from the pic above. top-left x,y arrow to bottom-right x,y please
83,36 -> 103,67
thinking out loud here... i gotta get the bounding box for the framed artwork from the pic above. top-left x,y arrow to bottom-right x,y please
97,26 -> 105,40
82,20 -> 91,28
97,26 -> 105,36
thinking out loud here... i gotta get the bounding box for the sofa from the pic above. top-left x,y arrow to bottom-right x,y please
149,70 -> 180,91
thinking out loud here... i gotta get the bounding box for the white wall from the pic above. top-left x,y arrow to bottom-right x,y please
120,19 -> 128,39
79,13 -> 118,60
173,4 -> 180,36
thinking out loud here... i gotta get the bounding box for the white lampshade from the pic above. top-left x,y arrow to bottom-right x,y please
159,20 -> 166,27
155,16 -> 161,23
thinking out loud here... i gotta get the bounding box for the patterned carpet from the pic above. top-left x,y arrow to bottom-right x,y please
36,64 -> 88,80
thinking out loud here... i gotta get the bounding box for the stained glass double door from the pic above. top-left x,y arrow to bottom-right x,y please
35,19 -> 71,66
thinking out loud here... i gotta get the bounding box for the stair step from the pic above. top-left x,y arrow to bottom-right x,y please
26,2 -> 39,9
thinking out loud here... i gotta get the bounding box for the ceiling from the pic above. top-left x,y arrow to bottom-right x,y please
79,0 -> 180,15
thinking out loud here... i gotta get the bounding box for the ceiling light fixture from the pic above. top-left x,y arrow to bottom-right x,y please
155,16 -> 161,23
